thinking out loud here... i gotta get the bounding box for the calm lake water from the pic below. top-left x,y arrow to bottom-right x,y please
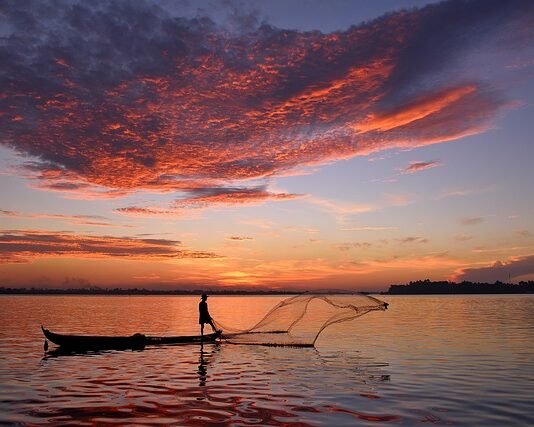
0,294 -> 532,426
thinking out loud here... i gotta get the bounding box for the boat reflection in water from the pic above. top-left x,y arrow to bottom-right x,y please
42,345 -> 146,361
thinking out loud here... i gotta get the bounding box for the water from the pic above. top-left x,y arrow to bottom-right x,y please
0,295 -> 532,425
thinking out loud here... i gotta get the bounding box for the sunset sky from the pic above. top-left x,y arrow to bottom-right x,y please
1,0 -> 534,290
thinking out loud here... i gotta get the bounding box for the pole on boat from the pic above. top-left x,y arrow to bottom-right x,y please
44,339 -> 48,352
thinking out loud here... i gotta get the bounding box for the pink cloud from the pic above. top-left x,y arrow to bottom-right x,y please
1,0 -> 529,208
401,160 -> 441,174
116,186 -> 303,217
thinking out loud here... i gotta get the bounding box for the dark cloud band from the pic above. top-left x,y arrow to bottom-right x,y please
0,230 -> 219,263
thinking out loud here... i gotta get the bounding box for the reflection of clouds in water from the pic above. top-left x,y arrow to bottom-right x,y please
211,343 -> 391,401
316,349 -> 391,383
38,342 -> 397,424
12,295 -> 532,425
213,345 -> 397,423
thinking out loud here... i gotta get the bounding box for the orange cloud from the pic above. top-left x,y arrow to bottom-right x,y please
2,0 -> 526,205
227,236 -> 254,241
354,86 -> 476,133
172,188 -> 300,209
0,230 -> 219,264
116,187 -> 302,217
0,209 -> 132,228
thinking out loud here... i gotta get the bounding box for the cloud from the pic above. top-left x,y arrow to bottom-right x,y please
340,226 -> 397,232
334,242 -> 373,251
461,217 -> 484,226
454,254 -> 534,282
437,189 -> 473,199
29,182 -> 131,200
116,185 -> 302,216
1,0 -> 531,205
113,206 -> 175,217
172,187 -> 300,208
363,252 -> 461,270
0,230 -> 219,263
307,197 -> 377,215
401,160 -> 441,174
396,236 -> 429,244
516,230 -> 532,238
226,236 -> 254,241
0,209 -> 132,227
304,193 -> 416,220
357,87 -> 475,133
471,245 -> 534,254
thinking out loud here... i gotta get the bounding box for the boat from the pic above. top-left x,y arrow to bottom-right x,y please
41,326 -> 221,351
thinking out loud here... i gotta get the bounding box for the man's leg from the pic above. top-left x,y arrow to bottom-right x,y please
208,318 -> 217,333
201,323 -> 204,338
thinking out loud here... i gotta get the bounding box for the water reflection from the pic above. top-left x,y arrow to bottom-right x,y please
42,346 -> 145,360
34,322 -> 396,424
2,295 -> 533,425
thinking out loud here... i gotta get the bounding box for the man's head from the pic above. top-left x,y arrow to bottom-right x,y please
201,293 -> 208,301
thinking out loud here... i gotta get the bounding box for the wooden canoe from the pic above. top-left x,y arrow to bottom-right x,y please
41,326 -> 221,350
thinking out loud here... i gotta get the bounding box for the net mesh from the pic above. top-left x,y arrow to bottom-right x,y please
213,294 -> 388,347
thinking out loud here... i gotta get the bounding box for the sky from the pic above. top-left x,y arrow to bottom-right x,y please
1,0 -> 534,290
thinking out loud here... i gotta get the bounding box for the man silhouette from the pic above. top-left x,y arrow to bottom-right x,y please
199,293 -> 219,338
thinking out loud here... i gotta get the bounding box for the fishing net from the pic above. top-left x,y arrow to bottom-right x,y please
213,294 -> 388,347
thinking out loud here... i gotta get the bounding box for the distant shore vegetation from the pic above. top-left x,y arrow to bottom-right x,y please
385,279 -> 534,295
0,280 -> 533,295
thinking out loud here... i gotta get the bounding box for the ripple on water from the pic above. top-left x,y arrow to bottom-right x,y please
1,295 -> 533,425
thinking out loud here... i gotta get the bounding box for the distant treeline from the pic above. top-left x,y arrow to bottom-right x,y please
0,287 -> 301,296
2,282 -> 533,295
386,280 -> 534,295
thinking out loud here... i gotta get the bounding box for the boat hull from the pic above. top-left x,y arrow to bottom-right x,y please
41,326 -> 220,350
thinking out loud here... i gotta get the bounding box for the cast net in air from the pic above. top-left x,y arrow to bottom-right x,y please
213,294 -> 388,347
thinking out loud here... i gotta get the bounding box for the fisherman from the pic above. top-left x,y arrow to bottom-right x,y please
199,293 -> 220,338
